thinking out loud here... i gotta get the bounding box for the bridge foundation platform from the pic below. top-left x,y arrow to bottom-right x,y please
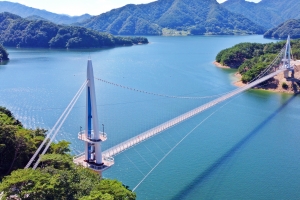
73,154 -> 114,174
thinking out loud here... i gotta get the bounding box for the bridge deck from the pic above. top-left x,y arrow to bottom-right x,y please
102,69 -> 286,158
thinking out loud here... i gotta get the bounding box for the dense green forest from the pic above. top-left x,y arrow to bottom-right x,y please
0,44 -> 9,60
0,12 -> 148,49
216,39 -> 300,82
77,0 -> 265,35
264,19 -> 300,39
222,0 -> 300,29
0,107 -> 136,199
0,106 -> 42,178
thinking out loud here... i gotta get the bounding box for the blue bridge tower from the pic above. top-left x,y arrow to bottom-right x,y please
74,60 -> 114,173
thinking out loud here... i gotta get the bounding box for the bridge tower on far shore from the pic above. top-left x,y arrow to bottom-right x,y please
282,35 -> 295,78
73,60 -> 114,174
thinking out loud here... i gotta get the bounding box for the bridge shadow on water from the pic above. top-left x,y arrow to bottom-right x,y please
171,94 -> 298,200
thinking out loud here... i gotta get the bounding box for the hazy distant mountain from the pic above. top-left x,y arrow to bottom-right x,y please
77,0 -> 265,35
25,15 -> 47,21
0,12 -> 148,48
264,19 -> 300,39
0,1 -> 92,24
222,0 -> 300,29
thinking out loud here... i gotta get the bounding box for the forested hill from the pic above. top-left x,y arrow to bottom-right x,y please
264,19 -> 300,39
77,0 -> 265,35
222,0 -> 300,29
0,106 -> 136,199
0,1 -> 91,25
0,44 -> 9,60
0,12 -> 148,49
215,40 -> 300,82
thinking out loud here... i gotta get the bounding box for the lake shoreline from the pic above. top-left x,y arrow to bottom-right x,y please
213,61 -> 231,69
214,61 -> 300,94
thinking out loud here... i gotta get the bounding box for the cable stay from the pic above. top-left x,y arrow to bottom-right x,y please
249,47 -> 286,83
102,59 -> 286,159
24,38 -> 289,181
131,59 -> 287,190
26,43 -> 285,170
22,38 -> 291,192
25,80 -> 88,169
125,45 -> 291,191
132,96 -> 236,192
15,48 -> 286,115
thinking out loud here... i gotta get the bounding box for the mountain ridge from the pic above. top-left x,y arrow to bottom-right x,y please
77,0 -> 265,35
0,12 -> 148,49
264,19 -> 300,39
0,1 -> 92,25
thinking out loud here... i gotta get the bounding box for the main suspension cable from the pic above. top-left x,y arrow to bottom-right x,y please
95,48 -> 285,101
94,77 -> 238,100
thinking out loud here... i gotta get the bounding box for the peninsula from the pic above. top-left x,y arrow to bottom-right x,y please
0,12 -> 148,49
215,40 -> 300,94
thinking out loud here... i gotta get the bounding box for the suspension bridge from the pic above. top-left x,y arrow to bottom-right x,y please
24,36 -> 295,184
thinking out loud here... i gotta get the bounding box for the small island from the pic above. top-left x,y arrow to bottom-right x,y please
0,43 -> 9,62
214,40 -> 300,93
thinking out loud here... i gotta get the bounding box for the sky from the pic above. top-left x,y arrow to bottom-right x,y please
2,0 -> 262,16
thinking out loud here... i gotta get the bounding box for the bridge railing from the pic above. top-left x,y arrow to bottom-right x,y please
102,69 -> 287,158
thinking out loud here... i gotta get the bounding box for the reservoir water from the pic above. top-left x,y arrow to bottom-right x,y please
1,35 -> 300,199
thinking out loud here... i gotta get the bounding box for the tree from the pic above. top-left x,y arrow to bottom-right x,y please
0,107 -> 45,179
0,107 -> 136,199
0,155 -> 136,200
80,180 -> 136,200
0,169 -> 53,199
0,119 -> 47,179
50,140 -> 71,154
215,39 -> 300,83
